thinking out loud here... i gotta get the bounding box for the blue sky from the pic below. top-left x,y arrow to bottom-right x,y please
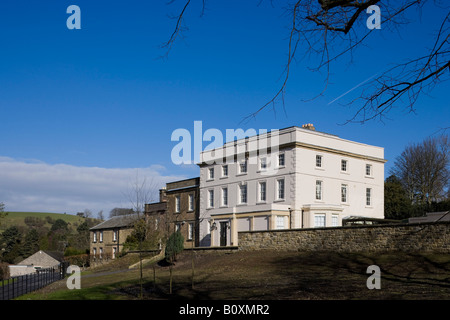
0,1 -> 448,214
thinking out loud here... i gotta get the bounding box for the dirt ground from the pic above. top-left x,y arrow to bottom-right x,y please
110,250 -> 450,300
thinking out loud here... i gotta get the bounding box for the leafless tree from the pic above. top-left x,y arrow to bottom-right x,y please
391,134 -> 450,206
162,0 -> 449,124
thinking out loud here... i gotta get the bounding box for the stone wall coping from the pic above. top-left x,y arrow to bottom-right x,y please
238,220 -> 450,235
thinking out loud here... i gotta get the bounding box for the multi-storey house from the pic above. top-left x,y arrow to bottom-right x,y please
197,124 -> 386,246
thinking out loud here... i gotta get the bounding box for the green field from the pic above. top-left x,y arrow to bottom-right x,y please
0,211 -> 86,232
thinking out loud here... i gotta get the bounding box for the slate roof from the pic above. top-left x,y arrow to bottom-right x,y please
89,213 -> 139,231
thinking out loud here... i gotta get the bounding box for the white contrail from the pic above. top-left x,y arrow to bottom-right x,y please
328,72 -> 379,105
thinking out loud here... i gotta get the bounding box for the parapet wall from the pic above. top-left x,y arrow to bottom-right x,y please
238,222 -> 450,253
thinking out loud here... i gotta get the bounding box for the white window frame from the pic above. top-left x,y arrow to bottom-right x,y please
276,178 -> 285,200
365,164 -> 372,176
99,231 -> 103,243
278,153 -> 285,167
208,167 -> 215,180
238,159 -> 248,174
341,159 -> 348,172
366,188 -> 372,206
188,193 -> 194,211
221,187 -> 228,207
188,222 -> 194,240
175,195 -> 181,213
341,184 -> 348,203
314,214 -> 326,228
222,165 -> 228,178
93,232 -> 97,243
315,180 -> 323,201
239,184 -> 248,204
113,230 -> 117,242
316,155 -> 323,168
208,189 -> 214,208
259,156 -> 267,171
276,216 -> 285,230
332,214 -> 339,227
259,181 -> 267,202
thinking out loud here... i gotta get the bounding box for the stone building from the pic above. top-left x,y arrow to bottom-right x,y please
164,177 -> 200,248
89,214 -> 138,260
9,250 -> 65,277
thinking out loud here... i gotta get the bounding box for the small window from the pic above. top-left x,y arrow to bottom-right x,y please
276,216 -> 285,230
239,184 -> 248,204
366,188 -> 372,206
188,194 -> 194,211
93,232 -> 97,243
239,160 -> 248,174
366,164 -> 372,176
113,230 -> 117,242
341,159 -> 347,172
316,155 -> 322,168
222,187 -> 228,206
99,231 -> 103,243
260,157 -> 267,170
222,165 -> 228,177
277,179 -> 285,200
208,167 -> 215,180
175,195 -> 181,212
278,153 -> 285,167
259,181 -> 267,202
315,180 -> 323,200
175,223 -> 182,232
341,184 -> 348,203
208,190 -> 214,208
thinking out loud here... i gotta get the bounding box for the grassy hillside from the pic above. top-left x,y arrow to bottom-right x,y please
0,211 -> 86,232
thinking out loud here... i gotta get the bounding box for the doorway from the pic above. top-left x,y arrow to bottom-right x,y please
220,222 -> 228,246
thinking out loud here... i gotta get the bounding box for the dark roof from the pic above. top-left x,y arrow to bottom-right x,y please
43,251 -> 65,262
90,214 -> 139,231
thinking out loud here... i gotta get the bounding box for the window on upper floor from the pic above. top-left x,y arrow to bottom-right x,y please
188,193 -> 194,211
208,189 -> 214,208
260,157 -> 267,171
99,231 -> 103,243
365,164 -> 372,176
222,187 -> 228,206
315,180 -> 323,200
208,167 -> 215,180
278,153 -> 285,167
341,184 -> 348,203
366,188 -> 372,206
239,160 -> 248,174
277,179 -> 285,200
341,159 -> 348,172
93,232 -> 97,243
222,165 -> 228,177
259,181 -> 267,202
175,195 -> 180,213
239,184 -> 247,204
316,155 -> 323,168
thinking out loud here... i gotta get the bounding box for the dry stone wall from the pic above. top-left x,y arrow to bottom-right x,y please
238,222 -> 450,253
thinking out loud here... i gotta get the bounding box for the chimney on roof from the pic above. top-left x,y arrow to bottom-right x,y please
302,123 -> 315,131
159,187 -> 167,202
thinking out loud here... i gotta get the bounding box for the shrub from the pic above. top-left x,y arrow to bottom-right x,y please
165,231 -> 184,263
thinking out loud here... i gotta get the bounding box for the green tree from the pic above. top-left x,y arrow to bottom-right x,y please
51,219 -> 68,232
21,228 -> 40,258
384,175 -> 412,220
165,231 -> 184,264
1,226 -> 22,263
0,202 -> 7,228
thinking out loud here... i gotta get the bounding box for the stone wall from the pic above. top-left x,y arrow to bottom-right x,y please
238,221 -> 450,253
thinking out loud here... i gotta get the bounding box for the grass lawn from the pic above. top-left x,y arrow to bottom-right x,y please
0,211 -> 86,232
16,250 -> 450,300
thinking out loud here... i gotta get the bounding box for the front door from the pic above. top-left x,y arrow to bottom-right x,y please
220,222 -> 228,246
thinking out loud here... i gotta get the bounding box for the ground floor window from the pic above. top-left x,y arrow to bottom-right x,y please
332,214 -> 339,227
276,216 -> 285,229
314,214 -> 326,227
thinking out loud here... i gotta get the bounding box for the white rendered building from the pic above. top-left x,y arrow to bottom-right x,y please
197,124 -> 386,246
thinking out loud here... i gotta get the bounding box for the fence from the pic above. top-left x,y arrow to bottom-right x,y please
0,262 -> 69,300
